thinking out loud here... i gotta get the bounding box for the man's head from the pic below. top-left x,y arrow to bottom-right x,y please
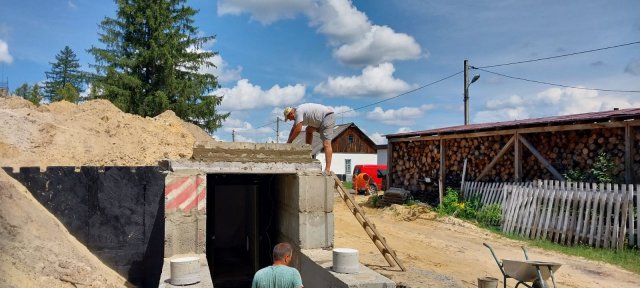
273,242 -> 293,264
283,107 -> 295,121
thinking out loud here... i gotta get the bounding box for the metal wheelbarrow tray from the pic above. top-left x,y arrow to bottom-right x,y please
484,243 -> 562,288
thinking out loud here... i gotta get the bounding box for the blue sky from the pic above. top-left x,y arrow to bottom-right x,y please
1,0 -> 639,143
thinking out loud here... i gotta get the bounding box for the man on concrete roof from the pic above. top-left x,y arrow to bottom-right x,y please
284,103 -> 335,175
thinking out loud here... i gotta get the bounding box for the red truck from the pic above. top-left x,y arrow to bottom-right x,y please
351,164 -> 387,193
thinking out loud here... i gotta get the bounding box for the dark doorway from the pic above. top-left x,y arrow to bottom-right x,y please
206,174 -> 279,288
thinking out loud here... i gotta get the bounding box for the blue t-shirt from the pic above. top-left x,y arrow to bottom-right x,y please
251,265 -> 303,288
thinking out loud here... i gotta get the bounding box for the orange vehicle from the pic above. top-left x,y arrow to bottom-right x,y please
351,164 -> 387,193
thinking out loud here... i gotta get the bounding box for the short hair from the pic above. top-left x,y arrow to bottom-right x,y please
273,242 -> 293,261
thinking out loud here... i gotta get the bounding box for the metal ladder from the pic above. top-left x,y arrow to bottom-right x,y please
332,175 -> 406,271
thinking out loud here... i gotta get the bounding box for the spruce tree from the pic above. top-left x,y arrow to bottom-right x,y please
13,83 -> 29,97
89,0 -> 228,133
45,46 -> 84,102
28,83 -> 43,105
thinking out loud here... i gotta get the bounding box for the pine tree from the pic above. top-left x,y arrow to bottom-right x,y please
45,46 -> 84,102
13,83 -> 29,97
28,83 -> 43,105
89,0 -> 228,133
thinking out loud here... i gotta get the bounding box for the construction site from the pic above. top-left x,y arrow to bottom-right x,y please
1,96 -> 640,288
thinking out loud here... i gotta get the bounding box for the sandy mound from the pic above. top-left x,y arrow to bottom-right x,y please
0,169 -> 131,287
0,96 -> 216,167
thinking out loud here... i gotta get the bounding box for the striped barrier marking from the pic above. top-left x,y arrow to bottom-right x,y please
165,175 -> 206,212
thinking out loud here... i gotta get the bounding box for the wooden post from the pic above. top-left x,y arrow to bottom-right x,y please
460,158 -> 468,196
387,141 -> 393,189
624,123 -> 632,184
514,131 -> 522,182
518,134 -> 565,181
475,135 -> 516,181
439,139 -> 446,205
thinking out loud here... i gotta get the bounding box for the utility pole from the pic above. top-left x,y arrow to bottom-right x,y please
232,129 -> 235,142
276,117 -> 280,143
464,59 -> 469,125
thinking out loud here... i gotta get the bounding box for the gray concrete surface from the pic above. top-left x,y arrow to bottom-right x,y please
299,249 -> 395,288
159,254 -> 213,288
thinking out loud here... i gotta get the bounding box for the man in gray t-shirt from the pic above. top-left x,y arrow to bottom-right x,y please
284,103 -> 335,174
252,243 -> 303,288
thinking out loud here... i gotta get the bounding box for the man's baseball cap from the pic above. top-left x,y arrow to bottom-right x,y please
283,107 -> 294,120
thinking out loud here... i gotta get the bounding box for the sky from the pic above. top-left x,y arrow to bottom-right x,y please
1,0 -> 639,144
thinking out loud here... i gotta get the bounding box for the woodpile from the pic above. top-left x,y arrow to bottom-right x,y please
390,127 -> 638,193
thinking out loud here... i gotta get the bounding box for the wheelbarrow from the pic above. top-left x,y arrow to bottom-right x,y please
483,243 -> 561,288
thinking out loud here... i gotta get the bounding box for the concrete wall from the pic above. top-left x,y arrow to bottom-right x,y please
164,170 -> 206,257
276,172 -> 334,249
1,166 -> 165,287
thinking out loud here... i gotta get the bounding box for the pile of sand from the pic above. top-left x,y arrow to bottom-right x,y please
0,96 -> 218,287
0,96 -> 215,167
0,169 -> 131,287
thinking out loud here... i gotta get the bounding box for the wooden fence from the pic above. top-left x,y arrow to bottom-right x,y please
462,181 -> 639,250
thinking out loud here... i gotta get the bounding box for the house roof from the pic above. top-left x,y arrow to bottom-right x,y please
386,107 -> 640,139
292,123 -> 373,154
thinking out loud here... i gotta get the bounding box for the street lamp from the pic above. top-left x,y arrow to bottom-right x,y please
464,59 -> 480,125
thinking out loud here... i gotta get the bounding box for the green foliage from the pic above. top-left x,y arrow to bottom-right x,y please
88,0 -> 228,133
591,152 -> 615,183
369,193 -> 381,207
437,187 -> 460,215
45,46 -> 85,102
404,195 -> 416,206
563,169 -> 586,182
342,181 -> 352,189
13,83 -> 43,105
476,203 -> 502,226
456,196 -> 480,219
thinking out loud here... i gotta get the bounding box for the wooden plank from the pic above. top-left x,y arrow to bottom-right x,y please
568,182 -> 580,245
490,182 -> 504,205
588,184 -> 601,246
482,182 -> 496,206
534,181 -> 550,240
475,135 -> 516,181
461,158 -> 468,194
387,120 -> 640,143
560,184 -> 574,245
596,184 -> 607,248
637,184 -> 639,248
618,185 -> 630,250
604,183 -> 614,249
518,135 -> 565,181
439,139 -> 445,205
501,184 -> 515,232
583,182 -> 596,244
628,185 -> 635,247
508,184 -> 525,234
503,184 -> 518,233
612,185 -> 622,249
542,180 -> 556,241
524,184 -> 541,238
387,141 -> 393,188
574,183 -> 587,246
555,182 -> 568,243
516,185 -> 531,236
501,183 -> 510,221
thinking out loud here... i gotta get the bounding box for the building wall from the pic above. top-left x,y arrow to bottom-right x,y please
332,126 -> 376,154
377,148 -> 388,165
317,152 -> 377,177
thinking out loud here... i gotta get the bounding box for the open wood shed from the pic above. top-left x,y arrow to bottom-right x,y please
385,108 -> 640,204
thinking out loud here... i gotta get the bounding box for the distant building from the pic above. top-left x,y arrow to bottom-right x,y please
292,122 -> 378,180
376,144 -> 388,165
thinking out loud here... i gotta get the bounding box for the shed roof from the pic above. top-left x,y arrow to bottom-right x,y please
387,107 -> 640,139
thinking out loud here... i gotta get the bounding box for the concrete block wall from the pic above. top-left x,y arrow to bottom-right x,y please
164,170 -> 206,257
277,172 -> 334,249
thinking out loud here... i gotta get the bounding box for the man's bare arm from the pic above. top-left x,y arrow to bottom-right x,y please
287,122 -> 303,143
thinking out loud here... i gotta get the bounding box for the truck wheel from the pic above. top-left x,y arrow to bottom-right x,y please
369,181 -> 379,195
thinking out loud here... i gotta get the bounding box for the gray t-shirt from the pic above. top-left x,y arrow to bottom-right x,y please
251,265 -> 303,288
294,103 -> 333,128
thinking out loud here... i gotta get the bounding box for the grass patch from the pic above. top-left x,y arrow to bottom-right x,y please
342,181 -> 352,189
485,227 -> 640,274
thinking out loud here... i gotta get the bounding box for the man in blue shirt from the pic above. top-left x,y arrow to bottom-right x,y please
252,242 -> 304,288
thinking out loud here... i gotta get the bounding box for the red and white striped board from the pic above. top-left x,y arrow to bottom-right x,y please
165,174 -> 206,212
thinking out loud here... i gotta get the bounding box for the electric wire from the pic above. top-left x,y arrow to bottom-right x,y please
476,41 -> 640,68
474,67 -> 640,93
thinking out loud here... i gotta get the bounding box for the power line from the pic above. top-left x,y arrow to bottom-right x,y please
476,41 -> 640,69
474,67 -> 640,93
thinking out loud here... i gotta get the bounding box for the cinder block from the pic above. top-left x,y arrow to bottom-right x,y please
196,213 -> 206,254
299,212 -> 334,249
278,202 -> 301,246
298,174 -> 334,213
165,212 -> 198,256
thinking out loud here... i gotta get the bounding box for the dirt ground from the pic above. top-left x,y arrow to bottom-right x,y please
334,194 -> 640,288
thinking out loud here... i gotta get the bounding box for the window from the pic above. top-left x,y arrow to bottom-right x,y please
348,134 -> 354,144
345,159 -> 352,176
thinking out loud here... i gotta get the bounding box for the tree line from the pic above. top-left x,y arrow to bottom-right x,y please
12,0 -> 228,134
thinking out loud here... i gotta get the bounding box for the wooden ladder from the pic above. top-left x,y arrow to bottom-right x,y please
332,175 -> 407,271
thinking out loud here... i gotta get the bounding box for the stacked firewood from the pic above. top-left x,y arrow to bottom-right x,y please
390,127 -> 635,192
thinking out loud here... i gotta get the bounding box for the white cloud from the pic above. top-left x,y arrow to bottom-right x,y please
217,79 -> 305,110
328,105 -> 359,117
332,25 -> 422,66
207,54 -> 243,83
365,104 -> 433,126
217,0 -> 312,24
218,0 -> 424,66
370,132 -> 387,145
68,0 -> 77,10
396,127 -> 413,133
314,63 -> 414,98
474,87 -> 640,123
625,59 -> 640,76
0,39 -> 13,64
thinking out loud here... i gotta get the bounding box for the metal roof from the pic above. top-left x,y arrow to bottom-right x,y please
387,107 -> 640,139
292,123 -> 353,154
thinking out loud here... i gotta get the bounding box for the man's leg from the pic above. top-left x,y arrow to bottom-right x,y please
305,127 -> 316,144
323,139 -> 332,174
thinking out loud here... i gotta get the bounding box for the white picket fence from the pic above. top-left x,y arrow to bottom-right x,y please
462,181 -> 639,250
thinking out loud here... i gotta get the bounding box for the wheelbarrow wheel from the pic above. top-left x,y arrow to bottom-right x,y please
532,278 -> 548,288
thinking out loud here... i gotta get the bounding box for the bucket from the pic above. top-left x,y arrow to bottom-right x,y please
332,248 -> 359,274
477,277 -> 498,288
170,256 -> 200,285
